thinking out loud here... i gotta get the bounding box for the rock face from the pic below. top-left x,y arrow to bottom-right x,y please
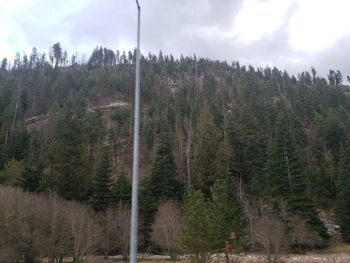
88,101 -> 130,112
25,114 -> 49,132
321,218 -> 340,235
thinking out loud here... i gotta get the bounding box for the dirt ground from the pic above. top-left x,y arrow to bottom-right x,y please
59,241 -> 350,263
79,251 -> 350,263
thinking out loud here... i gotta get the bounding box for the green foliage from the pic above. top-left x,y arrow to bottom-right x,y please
111,166 -> 131,206
91,149 -> 112,212
265,110 -> 306,197
141,133 -> 184,248
19,163 -> 43,192
181,180 -> 242,261
336,147 -> 350,241
228,106 -> 266,197
2,45 -> 350,253
111,108 -> 130,125
194,111 -> 229,197
181,189 -> 214,262
210,179 -> 242,251
265,110 -> 330,242
0,159 -> 24,186
316,108 -> 346,158
48,94 -> 90,201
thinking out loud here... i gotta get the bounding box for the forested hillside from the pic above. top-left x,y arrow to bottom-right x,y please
1,43 -> 350,262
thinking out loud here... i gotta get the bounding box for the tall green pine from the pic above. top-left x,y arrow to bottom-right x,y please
210,179 -> 242,254
111,166 -> 131,207
266,110 -> 330,242
48,95 -> 90,201
336,147 -> 350,241
141,133 -> 183,248
91,149 -> 112,212
181,189 -> 214,263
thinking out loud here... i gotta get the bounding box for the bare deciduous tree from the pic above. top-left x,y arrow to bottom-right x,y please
151,200 -> 182,260
289,216 -> 323,253
115,204 -> 131,260
251,215 -> 285,263
0,185 -> 105,263
41,193 -> 72,263
66,202 -> 101,263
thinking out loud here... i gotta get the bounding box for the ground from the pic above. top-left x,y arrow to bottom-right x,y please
49,242 -> 350,263
60,250 -> 350,263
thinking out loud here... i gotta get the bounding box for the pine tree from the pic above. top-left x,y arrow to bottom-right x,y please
111,166 -> 131,207
19,163 -> 43,192
266,111 -> 306,197
210,179 -> 242,262
336,147 -> 350,241
48,94 -> 90,200
140,133 -> 183,248
228,106 -> 266,198
181,189 -> 214,263
266,110 -> 330,242
194,111 -> 229,197
91,149 -> 112,212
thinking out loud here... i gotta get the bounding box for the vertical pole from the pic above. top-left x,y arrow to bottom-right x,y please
130,1 -> 141,263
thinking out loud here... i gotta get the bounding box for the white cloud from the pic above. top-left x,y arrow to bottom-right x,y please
289,0 -> 350,53
231,0 -> 293,42
0,0 -> 350,76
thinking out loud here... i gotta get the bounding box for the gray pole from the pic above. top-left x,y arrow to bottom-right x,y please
130,1 -> 141,263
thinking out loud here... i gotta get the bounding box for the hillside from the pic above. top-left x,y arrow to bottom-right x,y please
1,44 -> 350,262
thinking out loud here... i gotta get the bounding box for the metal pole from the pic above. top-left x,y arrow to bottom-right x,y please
130,1 -> 141,263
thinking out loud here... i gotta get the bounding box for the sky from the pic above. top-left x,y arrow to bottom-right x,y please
1,0 -> 350,77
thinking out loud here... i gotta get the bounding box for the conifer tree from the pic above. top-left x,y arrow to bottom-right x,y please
266,110 -> 330,242
228,106 -> 266,198
20,163 -> 43,192
181,189 -> 214,263
48,94 -> 90,201
336,147 -> 350,241
111,166 -> 131,207
140,132 -> 183,248
194,111 -> 229,197
91,148 -> 112,212
210,179 -> 242,262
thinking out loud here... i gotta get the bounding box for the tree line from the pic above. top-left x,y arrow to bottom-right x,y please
1,43 -> 350,262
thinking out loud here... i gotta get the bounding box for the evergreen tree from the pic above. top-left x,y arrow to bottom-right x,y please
266,110 -> 330,242
91,149 -> 112,212
228,106 -> 266,198
19,163 -> 43,192
194,111 -> 229,197
181,189 -> 214,263
210,179 -> 242,260
266,110 -> 306,197
48,95 -> 90,201
140,133 -> 183,248
336,147 -> 350,241
111,166 -> 131,206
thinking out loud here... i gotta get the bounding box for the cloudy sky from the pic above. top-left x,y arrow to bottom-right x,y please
1,0 -> 350,77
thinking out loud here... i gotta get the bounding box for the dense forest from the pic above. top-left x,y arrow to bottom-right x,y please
1,43 -> 350,263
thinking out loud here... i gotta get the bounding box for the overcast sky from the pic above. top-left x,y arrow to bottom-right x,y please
1,0 -> 350,77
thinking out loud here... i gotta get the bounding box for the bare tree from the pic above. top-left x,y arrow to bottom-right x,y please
0,186 -> 46,263
115,204 -> 131,260
66,202 -> 101,263
0,185 -> 105,263
251,215 -> 285,263
98,205 -> 131,260
289,216 -> 323,253
41,193 -> 72,263
99,207 -> 115,260
151,200 -> 183,260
